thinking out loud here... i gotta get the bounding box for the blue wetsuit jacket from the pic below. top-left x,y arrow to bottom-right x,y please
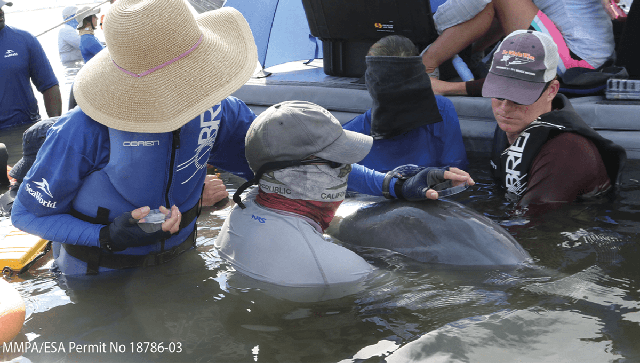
342,96 -> 469,172
11,97 -> 393,274
0,26 -> 59,130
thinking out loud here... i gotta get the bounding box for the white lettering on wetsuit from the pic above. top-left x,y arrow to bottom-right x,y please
174,105 -> 222,185
505,132 -> 530,195
123,140 -> 160,146
25,183 -> 57,209
198,105 -> 221,146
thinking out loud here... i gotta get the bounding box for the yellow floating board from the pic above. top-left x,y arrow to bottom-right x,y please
1,219 -> 50,275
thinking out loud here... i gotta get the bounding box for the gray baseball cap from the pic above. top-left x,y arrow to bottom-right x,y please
245,101 -> 373,173
0,1 -> 13,8
482,30 -> 559,105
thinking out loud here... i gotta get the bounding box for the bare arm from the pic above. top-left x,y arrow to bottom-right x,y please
430,78 -> 469,96
42,84 -> 62,117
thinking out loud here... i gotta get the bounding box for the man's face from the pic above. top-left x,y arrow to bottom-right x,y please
491,98 -> 539,136
490,82 -> 557,137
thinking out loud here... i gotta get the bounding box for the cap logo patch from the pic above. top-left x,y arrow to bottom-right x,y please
500,49 -> 535,66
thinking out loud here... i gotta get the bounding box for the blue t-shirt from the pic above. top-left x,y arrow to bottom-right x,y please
342,96 -> 469,172
79,33 -> 104,63
0,26 -> 59,130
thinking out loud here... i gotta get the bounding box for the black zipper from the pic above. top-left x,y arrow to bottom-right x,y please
165,128 -> 181,209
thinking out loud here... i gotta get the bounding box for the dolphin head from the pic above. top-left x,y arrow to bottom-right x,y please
327,197 -> 530,266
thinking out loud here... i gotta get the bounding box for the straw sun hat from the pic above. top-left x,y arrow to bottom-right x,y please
73,0 -> 258,133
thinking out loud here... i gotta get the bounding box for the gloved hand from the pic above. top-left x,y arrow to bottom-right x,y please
389,165 -> 474,201
399,166 -> 450,201
99,206 -> 180,252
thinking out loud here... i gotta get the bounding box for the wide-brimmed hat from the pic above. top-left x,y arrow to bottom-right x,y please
482,30 -> 559,105
0,1 -> 12,8
245,101 -> 373,173
73,0 -> 258,133
74,5 -> 100,23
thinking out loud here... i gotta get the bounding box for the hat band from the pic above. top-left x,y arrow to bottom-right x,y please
112,35 -> 203,78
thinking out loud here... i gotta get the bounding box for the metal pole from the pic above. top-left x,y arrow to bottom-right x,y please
35,0 -> 111,38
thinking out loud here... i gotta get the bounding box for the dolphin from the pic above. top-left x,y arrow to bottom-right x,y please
326,196 -> 530,266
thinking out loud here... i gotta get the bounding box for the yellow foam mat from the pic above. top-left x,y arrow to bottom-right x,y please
1,220 -> 49,272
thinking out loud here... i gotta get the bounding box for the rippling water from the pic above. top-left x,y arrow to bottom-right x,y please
2,5 -> 640,363
2,152 -> 638,363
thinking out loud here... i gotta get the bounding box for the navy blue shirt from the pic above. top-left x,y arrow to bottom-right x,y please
0,26 -> 59,130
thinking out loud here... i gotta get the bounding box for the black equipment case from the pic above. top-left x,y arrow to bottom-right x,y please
301,0 -> 438,77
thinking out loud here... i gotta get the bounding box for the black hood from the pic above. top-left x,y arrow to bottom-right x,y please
365,56 -> 442,139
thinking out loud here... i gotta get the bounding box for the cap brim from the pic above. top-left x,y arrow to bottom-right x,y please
74,7 -> 258,133
482,71 -> 546,106
315,129 -> 373,165
9,156 -> 36,182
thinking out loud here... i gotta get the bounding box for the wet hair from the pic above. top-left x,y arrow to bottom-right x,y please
367,35 -> 418,57
77,15 -> 96,30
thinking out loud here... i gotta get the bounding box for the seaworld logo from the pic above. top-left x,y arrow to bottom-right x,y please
26,179 -> 57,208
33,178 -> 53,198
4,50 -> 18,58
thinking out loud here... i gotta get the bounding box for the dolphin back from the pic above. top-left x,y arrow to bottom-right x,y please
327,198 -> 530,266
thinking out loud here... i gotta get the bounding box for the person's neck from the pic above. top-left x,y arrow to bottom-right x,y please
79,27 -> 94,35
